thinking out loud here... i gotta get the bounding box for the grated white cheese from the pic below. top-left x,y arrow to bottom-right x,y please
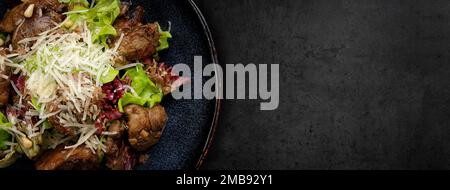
65,126 -> 97,150
21,23 -> 117,119
101,131 -> 118,136
62,9 -> 89,15
10,80 -> 22,97
0,74 -> 9,80
5,23 -> 121,152
112,33 -> 124,53
116,62 -> 143,71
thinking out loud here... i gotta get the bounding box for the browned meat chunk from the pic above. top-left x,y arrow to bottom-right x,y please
0,70 -> 10,107
114,5 -> 144,34
0,49 -> 10,107
0,0 -> 66,51
35,145 -> 100,170
104,121 -> 124,157
0,3 -> 28,33
12,13 -> 64,49
0,0 -> 65,33
105,142 -> 138,170
107,120 -> 125,139
119,1 -> 131,17
124,104 -> 167,151
104,120 -> 138,170
105,142 -> 132,170
111,6 -> 160,64
116,24 -> 160,62
33,0 -> 65,12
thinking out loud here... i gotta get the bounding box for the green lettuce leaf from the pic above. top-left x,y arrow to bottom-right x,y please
0,132 -> 10,150
64,0 -> 120,46
43,120 -> 53,130
118,65 -> 163,112
0,32 -> 7,40
31,97 -> 41,110
156,23 -> 172,52
100,67 -> 119,84
0,112 -> 12,150
124,65 -> 158,94
58,0 -> 89,7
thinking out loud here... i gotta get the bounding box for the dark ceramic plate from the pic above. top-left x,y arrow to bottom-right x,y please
0,0 -> 220,170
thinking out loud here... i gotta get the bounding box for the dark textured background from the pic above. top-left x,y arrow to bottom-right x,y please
195,0 -> 450,169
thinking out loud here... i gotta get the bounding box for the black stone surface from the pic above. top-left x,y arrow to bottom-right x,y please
195,0 -> 450,169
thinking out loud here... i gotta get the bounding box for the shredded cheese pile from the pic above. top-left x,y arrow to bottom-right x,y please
22,26 -> 117,106
1,23 -> 121,154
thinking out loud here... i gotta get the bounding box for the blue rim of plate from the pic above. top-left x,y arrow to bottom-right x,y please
187,0 -> 221,170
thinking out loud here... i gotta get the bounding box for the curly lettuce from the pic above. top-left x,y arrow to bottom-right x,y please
156,23 -> 172,52
0,131 -> 10,150
63,0 -> 120,46
0,112 -> 12,150
118,65 -> 163,112
0,112 -> 19,168
100,67 -> 120,84
58,0 -> 89,6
